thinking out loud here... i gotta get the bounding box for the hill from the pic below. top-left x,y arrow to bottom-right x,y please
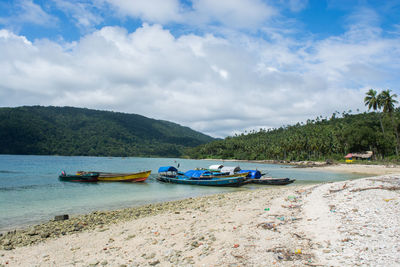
0,106 -> 215,157
187,111 -> 400,161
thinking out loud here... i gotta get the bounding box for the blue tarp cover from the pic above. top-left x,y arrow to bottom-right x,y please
239,170 -> 261,179
158,166 -> 178,173
184,170 -> 212,178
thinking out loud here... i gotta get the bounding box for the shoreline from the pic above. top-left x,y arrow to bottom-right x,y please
1,174 -> 400,266
203,158 -> 400,175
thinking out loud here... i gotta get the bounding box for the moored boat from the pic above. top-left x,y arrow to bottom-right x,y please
157,166 -> 246,187
185,169 -> 249,179
78,170 -> 151,182
251,177 -> 295,185
59,171 -> 99,182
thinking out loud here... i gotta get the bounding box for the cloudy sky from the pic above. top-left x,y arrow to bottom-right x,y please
0,0 -> 399,137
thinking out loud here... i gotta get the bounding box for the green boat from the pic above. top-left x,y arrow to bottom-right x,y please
59,171 -> 99,182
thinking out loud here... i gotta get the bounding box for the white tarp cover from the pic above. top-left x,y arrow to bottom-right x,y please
209,165 -> 223,170
220,166 -> 241,174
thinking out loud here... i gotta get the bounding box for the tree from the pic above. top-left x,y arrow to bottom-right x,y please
379,89 -> 399,156
364,89 -> 384,133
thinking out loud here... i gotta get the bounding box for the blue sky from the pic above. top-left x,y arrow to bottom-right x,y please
0,0 -> 400,137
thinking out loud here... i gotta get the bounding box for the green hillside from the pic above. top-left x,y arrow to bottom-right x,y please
187,111 -> 400,161
0,106 -> 214,157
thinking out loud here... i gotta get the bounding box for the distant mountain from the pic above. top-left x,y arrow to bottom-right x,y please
0,106 -> 215,157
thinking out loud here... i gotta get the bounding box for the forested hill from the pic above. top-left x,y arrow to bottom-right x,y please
187,111 -> 400,161
0,106 -> 215,157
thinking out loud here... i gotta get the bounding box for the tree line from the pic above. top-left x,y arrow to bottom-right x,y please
0,106 -> 214,157
186,89 -> 400,161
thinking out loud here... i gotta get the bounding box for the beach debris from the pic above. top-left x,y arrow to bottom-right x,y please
281,204 -> 301,209
383,198 -> 395,202
264,208 -> 270,211
54,214 -> 69,221
329,204 -> 336,212
257,222 -> 277,230
295,249 -> 302,254
350,186 -> 400,192
276,216 -> 285,221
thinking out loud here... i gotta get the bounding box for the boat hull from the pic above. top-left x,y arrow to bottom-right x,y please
95,170 -> 151,182
157,175 -> 246,187
251,177 -> 295,185
59,173 -> 99,182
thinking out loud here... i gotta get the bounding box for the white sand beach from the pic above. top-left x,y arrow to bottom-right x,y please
312,163 -> 400,176
1,171 -> 400,266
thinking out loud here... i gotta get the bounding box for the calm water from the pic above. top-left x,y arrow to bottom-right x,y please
0,155 -> 366,232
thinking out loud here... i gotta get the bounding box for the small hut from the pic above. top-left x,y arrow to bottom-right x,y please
344,151 -> 373,163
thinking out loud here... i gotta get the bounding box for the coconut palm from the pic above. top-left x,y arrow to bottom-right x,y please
364,89 -> 384,133
379,89 -> 398,113
379,89 -> 399,155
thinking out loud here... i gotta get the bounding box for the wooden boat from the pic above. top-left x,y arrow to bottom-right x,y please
59,171 -> 99,182
78,170 -> 151,182
157,166 -> 246,187
157,175 -> 246,187
188,169 -> 249,179
251,177 -> 295,185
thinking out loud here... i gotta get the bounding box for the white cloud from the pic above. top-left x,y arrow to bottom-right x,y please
104,0 -> 182,23
52,0 -> 103,30
1,0 -> 58,28
190,0 -> 276,29
0,14 -> 399,137
287,0 -> 308,12
102,0 -> 276,30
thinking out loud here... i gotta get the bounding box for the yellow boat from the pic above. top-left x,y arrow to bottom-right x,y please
78,170 -> 151,182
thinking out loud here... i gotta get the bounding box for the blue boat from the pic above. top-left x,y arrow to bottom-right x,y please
157,166 -> 246,187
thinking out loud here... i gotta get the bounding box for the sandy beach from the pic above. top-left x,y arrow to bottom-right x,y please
309,163 -> 400,176
1,167 -> 400,266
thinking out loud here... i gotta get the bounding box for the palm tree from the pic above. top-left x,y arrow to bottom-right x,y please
364,89 -> 384,133
379,89 -> 399,155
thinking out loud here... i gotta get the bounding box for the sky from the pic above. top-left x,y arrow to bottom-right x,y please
0,0 -> 400,138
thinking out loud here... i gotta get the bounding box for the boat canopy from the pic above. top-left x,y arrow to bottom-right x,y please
158,166 -> 178,173
220,166 -> 241,175
209,165 -> 224,171
184,170 -> 212,178
239,170 -> 261,179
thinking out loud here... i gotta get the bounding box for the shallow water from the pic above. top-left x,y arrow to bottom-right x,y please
0,155 -> 365,232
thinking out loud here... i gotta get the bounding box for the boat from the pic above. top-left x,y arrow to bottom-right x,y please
59,171 -> 99,182
251,177 -> 296,185
157,166 -> 246,187
185,169 -> 249,179
77,170 -> 151,182
238,169 -> 295,185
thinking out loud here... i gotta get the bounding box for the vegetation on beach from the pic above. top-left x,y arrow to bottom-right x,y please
1,89 -> 399,161
187,89 -> 400,161
0,106 -> 214,157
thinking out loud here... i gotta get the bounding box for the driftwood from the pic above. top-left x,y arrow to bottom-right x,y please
329,183 -> 348,193
350,186 -> 400,192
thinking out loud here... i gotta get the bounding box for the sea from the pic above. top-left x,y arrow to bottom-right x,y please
0,155 -> 367,232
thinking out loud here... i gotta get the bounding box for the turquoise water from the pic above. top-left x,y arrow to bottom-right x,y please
0,155 -> 365,232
